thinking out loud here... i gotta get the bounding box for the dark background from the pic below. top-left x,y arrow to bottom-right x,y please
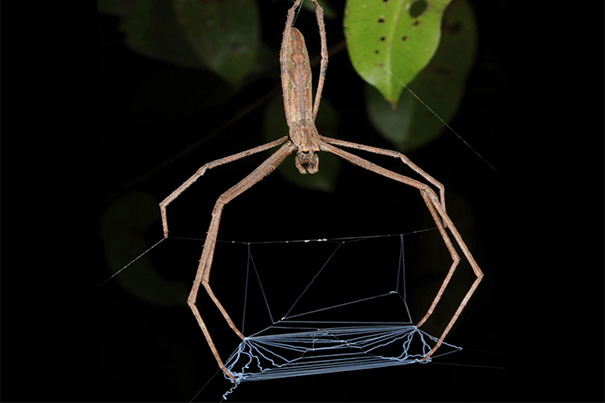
96,0 -> 507,401
91,1 -> 595,402
0,1 -> 602,402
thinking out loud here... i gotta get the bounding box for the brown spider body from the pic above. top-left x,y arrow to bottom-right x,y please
281,27 -> 322,174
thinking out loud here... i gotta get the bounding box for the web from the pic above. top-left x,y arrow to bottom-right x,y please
100,227 -> 472,400
211,231 -> 462,398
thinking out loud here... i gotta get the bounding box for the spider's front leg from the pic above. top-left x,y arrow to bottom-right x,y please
187,143 -> 294,381
320,136 -> 447,212
159,137 -> 288,238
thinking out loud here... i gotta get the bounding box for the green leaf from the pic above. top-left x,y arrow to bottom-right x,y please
344,0 -> 451,106
119,0 -> 260,87
120,1 -> 202,69
173,0 -> 260,86
365,0 -> 477,151
263,96 -> 341,192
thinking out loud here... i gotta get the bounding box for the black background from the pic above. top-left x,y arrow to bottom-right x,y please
1,1 -> 604,402
92,0 -> 599,402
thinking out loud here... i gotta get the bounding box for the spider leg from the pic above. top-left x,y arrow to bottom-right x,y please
188,142 -> 295,381
320,141 -> 483,360
309,0 -> 328,122
420,189 -> 483,360
159,136 -> 288,237
320,136 -> 446,213
415,190 -> 460,329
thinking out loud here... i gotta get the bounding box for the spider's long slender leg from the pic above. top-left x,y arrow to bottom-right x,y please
415,190 -> 460,329
160,136 -> 288,237
321,142 -> 428,190
321,141 -> 483,359
320,136 -> 446,212
420,190 -> 483,360
309,0 -> 328,121
188,142 -> 295,381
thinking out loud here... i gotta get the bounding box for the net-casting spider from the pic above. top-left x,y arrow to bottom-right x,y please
159,0 -> 483,381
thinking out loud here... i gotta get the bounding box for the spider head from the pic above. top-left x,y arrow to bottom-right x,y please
295,150 -> 319,174
290,120 -> 321,174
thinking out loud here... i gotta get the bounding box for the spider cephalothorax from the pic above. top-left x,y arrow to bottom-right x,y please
289,119 -> 321,174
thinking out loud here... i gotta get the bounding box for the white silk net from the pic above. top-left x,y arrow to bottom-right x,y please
211,231 -> 462,392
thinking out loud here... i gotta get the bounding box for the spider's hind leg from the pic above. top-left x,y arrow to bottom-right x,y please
321,141 -> 483,361
415,189 -> 460,330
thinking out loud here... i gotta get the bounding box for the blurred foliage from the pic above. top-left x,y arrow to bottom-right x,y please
101,191 -> 188,306
98,0 -> 477,159
99,0 -> 260,86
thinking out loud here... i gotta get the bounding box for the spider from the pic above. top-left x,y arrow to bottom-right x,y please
159,0 -> 483,381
